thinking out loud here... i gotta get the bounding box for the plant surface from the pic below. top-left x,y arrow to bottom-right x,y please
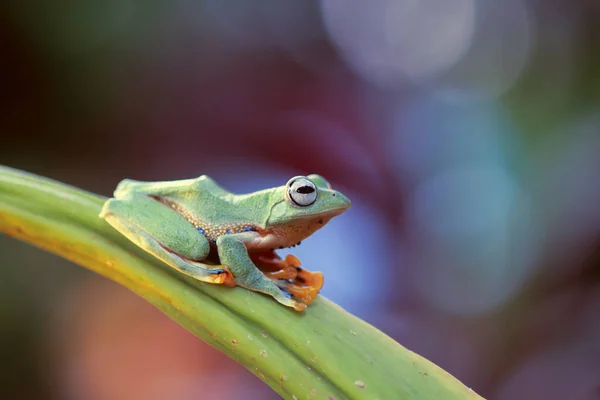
0,166 -> 484,400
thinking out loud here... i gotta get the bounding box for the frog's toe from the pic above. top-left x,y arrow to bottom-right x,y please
283,282 -> 321,305
270,281 -> 318,308
207,265 -> 236,287
264,268 -> 297,281
284,254 -> 301,268
291,300 -> 307,312
294,270 -> 324,293
267,268 -> 324,307
269,284 -> 308,311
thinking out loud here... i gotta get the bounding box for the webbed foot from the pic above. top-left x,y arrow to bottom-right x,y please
275,270 -> 324,305
253,252 -> 324,307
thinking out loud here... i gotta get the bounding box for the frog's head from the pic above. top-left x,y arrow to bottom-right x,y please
264,174 -> 351,247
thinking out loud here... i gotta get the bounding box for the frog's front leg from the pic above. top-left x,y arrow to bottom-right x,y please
216,234 -> 307,311
100,192 -> 233,285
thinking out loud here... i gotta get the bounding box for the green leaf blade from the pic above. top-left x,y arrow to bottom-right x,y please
0,165 -> 484,400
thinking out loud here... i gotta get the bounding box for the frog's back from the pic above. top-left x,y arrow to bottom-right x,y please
185,178 -> 273,226
175,176 -> 241,221
113,175 -> 270,226
139,176 -> 268,224
114,175 -> 221,197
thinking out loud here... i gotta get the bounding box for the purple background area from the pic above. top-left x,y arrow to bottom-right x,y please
1,1 -> 599,399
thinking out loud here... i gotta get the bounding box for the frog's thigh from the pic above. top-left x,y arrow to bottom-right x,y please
101,193 -> 230,284
101,191 -> 209,260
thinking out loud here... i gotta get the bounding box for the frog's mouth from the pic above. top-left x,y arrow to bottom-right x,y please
298,206 -> 348,220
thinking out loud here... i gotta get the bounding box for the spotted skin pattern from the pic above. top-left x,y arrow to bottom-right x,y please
196,224 -> 257,243
161,197 -> 259,243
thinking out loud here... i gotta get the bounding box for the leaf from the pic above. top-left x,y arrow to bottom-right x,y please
0,165 -> 484,400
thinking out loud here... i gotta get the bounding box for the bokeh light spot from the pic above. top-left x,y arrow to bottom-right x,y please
320,0 -> 476,86
411,165 -> 517,238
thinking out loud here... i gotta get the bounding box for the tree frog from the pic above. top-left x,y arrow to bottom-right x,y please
99,174 -> 351,311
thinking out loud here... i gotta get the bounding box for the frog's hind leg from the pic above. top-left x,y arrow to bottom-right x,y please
100,192 -> 233,285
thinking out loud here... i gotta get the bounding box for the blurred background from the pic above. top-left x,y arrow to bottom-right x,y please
1,1 -> 599,399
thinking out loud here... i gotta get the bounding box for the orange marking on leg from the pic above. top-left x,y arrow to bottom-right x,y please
208,265 -> 236,287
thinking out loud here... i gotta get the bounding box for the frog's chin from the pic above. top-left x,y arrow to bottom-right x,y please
246,213 -> 340,251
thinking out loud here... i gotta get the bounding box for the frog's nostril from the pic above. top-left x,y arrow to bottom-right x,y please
332,193 -> 336,196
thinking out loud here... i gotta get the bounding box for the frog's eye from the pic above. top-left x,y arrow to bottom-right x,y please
287,177 -> 317,207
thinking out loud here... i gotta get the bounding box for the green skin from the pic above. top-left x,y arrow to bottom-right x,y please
99,174 -> 350,310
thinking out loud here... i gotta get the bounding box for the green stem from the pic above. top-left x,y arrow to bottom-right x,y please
0,165 -> 484,400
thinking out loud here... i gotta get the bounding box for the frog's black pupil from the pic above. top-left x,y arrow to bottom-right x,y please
296,185 -> 315,194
